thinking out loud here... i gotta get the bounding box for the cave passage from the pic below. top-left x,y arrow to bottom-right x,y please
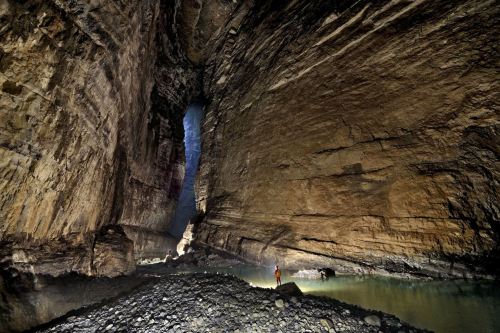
168,103 -> 203,239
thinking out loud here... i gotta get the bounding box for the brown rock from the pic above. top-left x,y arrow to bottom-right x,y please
93,226 -> 135,277
194,0 -> 500,278
0,0 -> 498,279
0,0 -> 197,275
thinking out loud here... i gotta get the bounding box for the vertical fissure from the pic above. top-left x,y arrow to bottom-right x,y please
168,102 -> 204,239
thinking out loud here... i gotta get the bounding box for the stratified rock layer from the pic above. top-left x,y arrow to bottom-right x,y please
0,0 -> 201,275
195,0 -> 500,277
0,0 -> 498,279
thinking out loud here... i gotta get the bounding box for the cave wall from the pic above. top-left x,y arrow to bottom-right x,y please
0,0 -> 199,276
195,0 -> 500,277
0,0 -> 498,279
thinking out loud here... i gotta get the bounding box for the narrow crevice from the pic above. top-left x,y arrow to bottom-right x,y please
168,102 -> 204,239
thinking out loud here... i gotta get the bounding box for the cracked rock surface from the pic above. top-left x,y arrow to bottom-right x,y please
0,0 -> 215,275
0,0 -> 498,279
195,0 -> 500,278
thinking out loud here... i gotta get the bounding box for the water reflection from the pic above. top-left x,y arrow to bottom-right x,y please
189,265 -> 500,333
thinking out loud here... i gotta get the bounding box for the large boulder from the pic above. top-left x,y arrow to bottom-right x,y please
93,226 -> 135,277
276,282 -> 303,297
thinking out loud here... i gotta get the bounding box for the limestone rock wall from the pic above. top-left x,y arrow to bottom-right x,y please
195,0 -> 500,277
1,0 -> 498,279
0,0 -> 195,275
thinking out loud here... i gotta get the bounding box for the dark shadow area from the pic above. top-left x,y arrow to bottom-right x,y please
0,269 -> 149,333
168,103 -> 203,239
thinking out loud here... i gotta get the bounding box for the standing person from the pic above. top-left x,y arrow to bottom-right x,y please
274,265 -> 282,286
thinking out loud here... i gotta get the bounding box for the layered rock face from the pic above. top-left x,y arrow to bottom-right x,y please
195,0 -> 500,277
1,0 -> 498,279
0,0 -> 203,276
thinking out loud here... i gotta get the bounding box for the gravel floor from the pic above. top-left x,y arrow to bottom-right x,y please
35,273 -> 427,333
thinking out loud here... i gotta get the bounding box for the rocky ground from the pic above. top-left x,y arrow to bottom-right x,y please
35,273 -> 426,333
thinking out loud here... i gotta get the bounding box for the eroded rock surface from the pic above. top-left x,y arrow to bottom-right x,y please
0,0 -> 226,275
34,273 -> 426,333
0,0 -> 498,279
0,270 -> 147,333
195,0 -> 500,277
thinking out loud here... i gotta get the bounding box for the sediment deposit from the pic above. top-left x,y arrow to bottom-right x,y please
34,273 -> 426,333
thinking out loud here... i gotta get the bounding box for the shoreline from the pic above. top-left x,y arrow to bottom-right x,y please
149,245 -> 499,282
2,248 -> 498,332
32,272 -> 428,333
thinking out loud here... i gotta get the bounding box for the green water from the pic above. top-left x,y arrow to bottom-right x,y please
189,265 -> 500,333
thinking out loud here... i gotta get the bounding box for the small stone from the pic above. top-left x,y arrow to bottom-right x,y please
320,318 -> 334,329
364,315 -> 381,327
275,299 -> 284,308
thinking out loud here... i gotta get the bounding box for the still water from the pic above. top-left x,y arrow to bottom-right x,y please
190,265 -> 500,333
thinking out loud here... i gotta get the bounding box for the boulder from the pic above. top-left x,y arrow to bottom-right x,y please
276,282 -> 303,297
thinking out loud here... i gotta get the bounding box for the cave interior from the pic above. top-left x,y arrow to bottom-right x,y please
0,0 -> 499,332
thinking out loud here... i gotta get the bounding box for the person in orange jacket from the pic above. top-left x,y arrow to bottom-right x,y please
274,265 -> 282,286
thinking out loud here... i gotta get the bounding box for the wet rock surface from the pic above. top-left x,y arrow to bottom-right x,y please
164,247 -> 246,270
35,273 -> 426,333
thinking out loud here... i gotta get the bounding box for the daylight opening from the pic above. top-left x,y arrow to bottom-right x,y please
168,103 -> 203,239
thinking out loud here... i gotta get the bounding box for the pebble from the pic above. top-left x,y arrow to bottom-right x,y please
364,315 -> 382,327
320,318 -> 335,329
275,299 -> 284,308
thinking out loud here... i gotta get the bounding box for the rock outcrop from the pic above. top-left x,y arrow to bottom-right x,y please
194,0 -> 500,278
276,282 -> 303,297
